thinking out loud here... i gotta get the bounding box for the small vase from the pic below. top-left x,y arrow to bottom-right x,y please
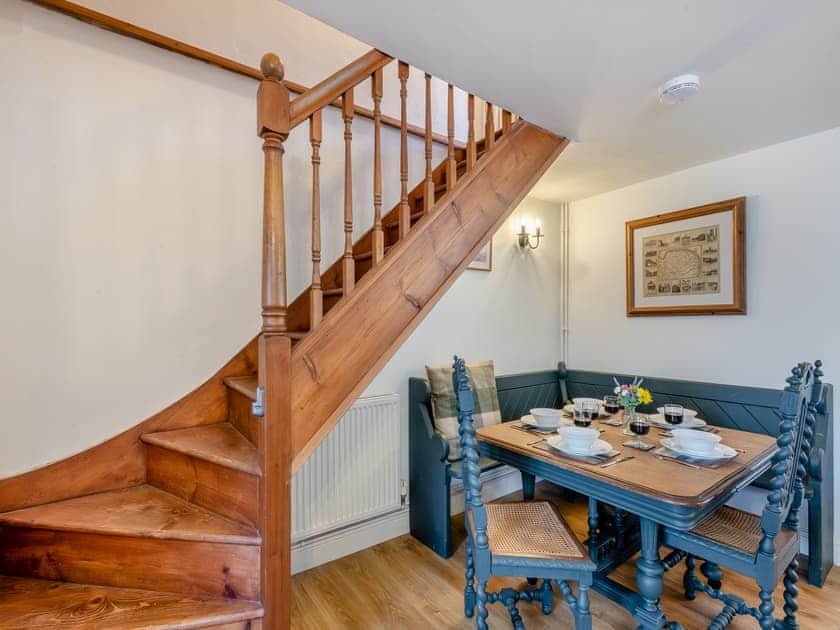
622,405 -> 638,436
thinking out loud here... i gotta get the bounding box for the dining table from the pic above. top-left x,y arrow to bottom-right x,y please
476,417 -> 778,629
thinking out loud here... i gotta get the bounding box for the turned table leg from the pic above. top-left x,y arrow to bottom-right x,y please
634,518 -> 668,630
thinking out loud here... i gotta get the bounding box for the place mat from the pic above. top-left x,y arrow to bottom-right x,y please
599,418 -> 623,427
531,440 -> 620,465
652,447 -> 725,469
509,421 -> 557,436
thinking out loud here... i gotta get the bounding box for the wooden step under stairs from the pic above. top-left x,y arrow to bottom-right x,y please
0,43 -> 567,629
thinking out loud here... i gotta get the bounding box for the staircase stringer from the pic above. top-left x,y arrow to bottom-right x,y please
289,121 -> 569,470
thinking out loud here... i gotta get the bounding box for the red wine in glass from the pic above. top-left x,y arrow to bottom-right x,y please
664,403 -> 684,425
630,419 -> 651,449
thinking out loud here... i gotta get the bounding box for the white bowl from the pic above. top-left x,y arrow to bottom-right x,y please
530,408 -> 563,428
559,426 -> 600,454
657,407 -> 698,419
671,428 -> 721,455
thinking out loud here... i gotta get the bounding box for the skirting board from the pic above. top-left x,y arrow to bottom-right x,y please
292,467 -> 523,574
292,508 -> 409,574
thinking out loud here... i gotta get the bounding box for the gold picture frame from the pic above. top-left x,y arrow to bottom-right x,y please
467,240 -> 493,272
626,197 -> 746,316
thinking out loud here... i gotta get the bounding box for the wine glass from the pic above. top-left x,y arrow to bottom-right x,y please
603,395 -> 620,415
663,403 -> 684,426
629,415 -> 651,449
574,400 -> 594,427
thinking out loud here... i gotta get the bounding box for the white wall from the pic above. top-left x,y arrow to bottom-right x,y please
364,197 -> 565,482
568,126 -> 840,557
0,1 -> 561,481
0,1 -> 450,477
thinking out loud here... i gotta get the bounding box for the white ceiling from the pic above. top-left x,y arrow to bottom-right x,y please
282,0 -> 840,202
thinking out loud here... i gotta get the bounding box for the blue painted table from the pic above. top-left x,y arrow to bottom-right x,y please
477,421 -> 778,629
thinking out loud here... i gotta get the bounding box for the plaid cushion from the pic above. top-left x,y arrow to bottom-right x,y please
426,360 -> 502,461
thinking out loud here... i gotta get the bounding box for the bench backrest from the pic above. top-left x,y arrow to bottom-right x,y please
409,369 -> 564,424
560,362 -> 832,443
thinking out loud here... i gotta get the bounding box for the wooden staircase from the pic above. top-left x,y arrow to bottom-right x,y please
0,47 -> 567,629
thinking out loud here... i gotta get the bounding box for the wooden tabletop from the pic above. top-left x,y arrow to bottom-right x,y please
477,420 -> 778,508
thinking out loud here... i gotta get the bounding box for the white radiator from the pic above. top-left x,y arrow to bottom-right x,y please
291,394 -> 402,544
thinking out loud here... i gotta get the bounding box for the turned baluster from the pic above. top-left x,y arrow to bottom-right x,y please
371,69 -> 384,265
309,110 -> 323,328
502,109 -> 512,133
256,53 -> 290,335
342,89 -> 355,295
446,84 -> 456,190
423,72 -> 433,215
485,102 -> 495,152
398,61 -> 410,239
467,94 -> 477,169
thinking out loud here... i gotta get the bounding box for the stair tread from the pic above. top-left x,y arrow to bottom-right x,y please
141,423 -> 260,476
0,576 -> 263,629
0,485 -> 260,545
224,375 -> 257,401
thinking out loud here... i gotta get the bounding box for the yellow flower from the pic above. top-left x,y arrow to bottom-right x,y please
638,387 -> 653,405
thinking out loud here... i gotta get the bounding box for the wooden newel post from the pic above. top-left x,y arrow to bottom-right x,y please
257,52 -> 290,335
256,52 -> 293,630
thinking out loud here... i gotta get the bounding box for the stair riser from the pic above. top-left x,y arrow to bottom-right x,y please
0,526 -> 260,600
146,445 -> 259,528
228,390 -> 260,451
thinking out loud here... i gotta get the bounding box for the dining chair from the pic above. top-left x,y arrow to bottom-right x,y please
453,356 -> 596,630
662,361 -> 822,630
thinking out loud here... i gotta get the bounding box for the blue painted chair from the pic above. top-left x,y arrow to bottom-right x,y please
662,361 -> 823,630
453,356 -> 596,629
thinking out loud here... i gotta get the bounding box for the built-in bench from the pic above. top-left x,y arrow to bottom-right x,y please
408,363 -> 834,586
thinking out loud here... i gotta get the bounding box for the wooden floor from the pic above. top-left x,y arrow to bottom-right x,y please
291,483 -> 840,629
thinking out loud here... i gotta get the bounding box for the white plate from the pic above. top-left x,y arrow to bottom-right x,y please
648,414 -> 707,429
661,437 -> 737,460
546,435 -> 613,457
521,414 -> 570,430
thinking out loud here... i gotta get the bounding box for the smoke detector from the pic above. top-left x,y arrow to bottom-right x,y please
659,74 -> 700,105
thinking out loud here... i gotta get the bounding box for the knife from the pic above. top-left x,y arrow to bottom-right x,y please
600,455 -> 634,468
654,453 -> 700,469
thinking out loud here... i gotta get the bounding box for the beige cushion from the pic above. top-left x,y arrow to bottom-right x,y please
425,361 -> 502,461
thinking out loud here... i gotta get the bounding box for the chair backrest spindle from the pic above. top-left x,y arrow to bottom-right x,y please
453,356 -> 489,555
758,361 -> 819,557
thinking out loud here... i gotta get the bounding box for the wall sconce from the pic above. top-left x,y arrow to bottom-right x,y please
517,219 -> 544,250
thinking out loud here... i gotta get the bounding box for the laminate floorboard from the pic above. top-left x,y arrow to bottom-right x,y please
291,482 -> 839,629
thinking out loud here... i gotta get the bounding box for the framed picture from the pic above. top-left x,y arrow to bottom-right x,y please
626,197 -> 746,316
467,240 -> 493,271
